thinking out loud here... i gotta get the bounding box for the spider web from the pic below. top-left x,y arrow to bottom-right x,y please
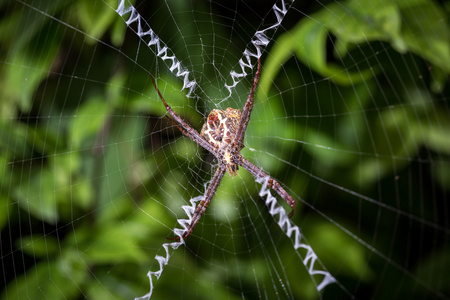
1,0 -> 449,299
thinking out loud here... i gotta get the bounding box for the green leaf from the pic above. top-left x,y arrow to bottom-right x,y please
0,120 -> 29,159
76,0 -> 120,43
107,71 -> 128,107
259,3 -> 377,97
263,0 -> 449,96
1,260 -> 86,299
1,47 -> 60,117
400,1 -> 450,75
81,225 -> 147,264
308,221 -> 374,281
86,275 -> 131,300
69,98 -> 112,149
14,169 -> 59,223
354,87 -> 450,185
330,0 -> 406,54
13,151 -> 85,223
303,129 -> 354,169
19,235 -> 59,257
111,14 -> 127,47
0,19 -> 60,117
72,179 -> 94,210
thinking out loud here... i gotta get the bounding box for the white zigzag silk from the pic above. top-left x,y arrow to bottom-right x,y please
256,176 -> 336,292
115,0 -> 197,97
224,0 -> 295,101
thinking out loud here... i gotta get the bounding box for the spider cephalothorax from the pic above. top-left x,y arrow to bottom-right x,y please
151,57 -> 296,241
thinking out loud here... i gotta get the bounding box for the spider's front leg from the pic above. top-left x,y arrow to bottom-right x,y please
234,57 -> 261,147
150,74 -> 216,154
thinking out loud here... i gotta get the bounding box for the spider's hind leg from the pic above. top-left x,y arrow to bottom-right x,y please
267,178 -> 296,217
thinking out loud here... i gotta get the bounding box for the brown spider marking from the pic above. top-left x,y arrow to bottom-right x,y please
201,108 -> 242,176
200,108 -> 242,148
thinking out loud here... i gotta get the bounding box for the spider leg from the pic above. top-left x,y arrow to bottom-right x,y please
234,57 -> 261,147
238,156 -> 295,217
177,164 -> 227,241
164,115 -> 190,137
150,74 -> 216,154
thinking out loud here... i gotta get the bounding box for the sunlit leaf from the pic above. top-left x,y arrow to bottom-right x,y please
76,0 -> 121,43
1,260 -> 86,299
14,169 -> 59,223
19,235 -> 59,257
400,1 -> 450,75
81,225 -> 147,264
308,221 -> 374,281
69,98 -> 112,149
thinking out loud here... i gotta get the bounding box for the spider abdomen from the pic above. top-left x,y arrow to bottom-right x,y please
201,108 -> 242,149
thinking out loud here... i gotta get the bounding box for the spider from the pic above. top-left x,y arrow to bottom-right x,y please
150,57 -> 295,241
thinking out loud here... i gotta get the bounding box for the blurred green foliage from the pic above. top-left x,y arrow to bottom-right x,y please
1,0 -> 449,299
